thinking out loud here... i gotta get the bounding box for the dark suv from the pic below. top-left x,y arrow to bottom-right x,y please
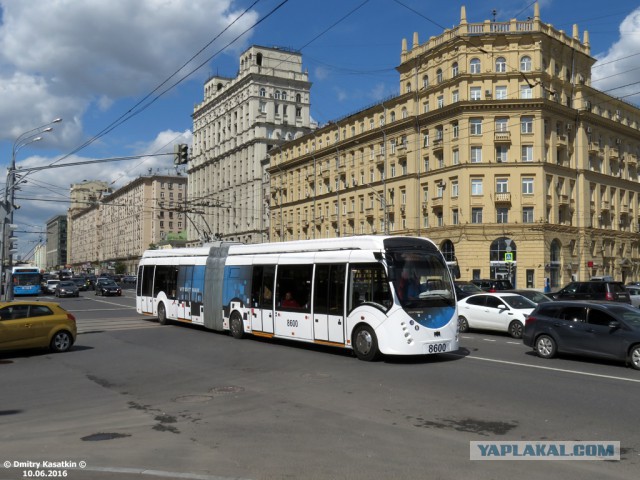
470,278 -> 514,292
523,301 -> 640,369
549,281 -> 631,304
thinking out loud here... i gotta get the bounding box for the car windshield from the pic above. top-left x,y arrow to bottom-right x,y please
59,281 -> 75,287
102,280 -> 118,287
502,295 -> 536,310
457,283 -> 483,293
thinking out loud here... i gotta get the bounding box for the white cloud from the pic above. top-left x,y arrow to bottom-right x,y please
369,83 -> 387,101
0,0 -> 259,145
314,66 -> 330,80
591,7 -> 640,104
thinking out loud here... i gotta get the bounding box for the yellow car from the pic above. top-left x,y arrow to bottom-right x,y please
0,301 -> 77,353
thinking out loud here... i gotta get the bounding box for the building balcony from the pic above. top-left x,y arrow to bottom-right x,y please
588,142 -> 601,153
601,201 -> 610,211
346,210 -> 355,221
494,192 -> 511,204
365,207 -> 374,219
610,148 -> 619,160
558,194 -> 569,206
320,169 -> 330,180
621,204 -> 629,214
494,131 -> 511,143
306,173 -> 315,183
627,153 -> 638,166
376,154 -> 385,167
337,163 -> 346,174
330,214 -> 338,224
432,138 -> 444,151
431,196 -> 443,207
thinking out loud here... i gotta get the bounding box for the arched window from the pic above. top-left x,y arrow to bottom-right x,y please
256,53 -> 263,66
422,75 -> 429,88
470,58 -> 481,74
440,240 -> 456,262
490,237 -> 516,262
274,90 -> 281,100
282,91 -> 287,101
296,93 -> 302,103
259,88 -> 266,97
520,55 -> 532,72
406,82 -> 412,93
401,107 -> 408,119
436,68 -> 443,83
390,111 -> 396,122
452,62 -> 459,77
495,57 -> 507,73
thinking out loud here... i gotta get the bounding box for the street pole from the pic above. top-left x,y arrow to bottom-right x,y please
1,118 -> 61,300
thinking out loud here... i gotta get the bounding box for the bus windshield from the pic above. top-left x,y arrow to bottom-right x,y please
14,273 -> 40,286
388,250 -> 455,309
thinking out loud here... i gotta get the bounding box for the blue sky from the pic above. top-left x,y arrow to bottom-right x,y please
0,0 -> 638,260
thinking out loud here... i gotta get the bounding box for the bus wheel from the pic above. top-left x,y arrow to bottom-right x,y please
352,325 -> 380,361
230,312 -> 245,339
157,303 -> 169,325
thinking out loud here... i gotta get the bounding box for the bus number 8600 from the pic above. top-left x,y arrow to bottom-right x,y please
287,319 -> 299,328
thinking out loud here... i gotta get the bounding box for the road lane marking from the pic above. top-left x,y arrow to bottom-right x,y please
449,353 -> 640,384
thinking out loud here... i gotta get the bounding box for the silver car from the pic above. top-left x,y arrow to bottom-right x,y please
626,286 -> 640,308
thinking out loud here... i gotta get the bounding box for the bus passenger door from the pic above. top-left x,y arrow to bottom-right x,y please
251,266 -> 275,333
139,266 -> 154,314
313,264 -> 346,344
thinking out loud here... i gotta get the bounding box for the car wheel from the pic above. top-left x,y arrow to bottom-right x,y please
535,335 -> 557,359
50,330 -> 73,353
508,320 -> 524,339
157,303 -> 169,325
229,312 -> 245,339
629,345 -> 640,370
458,316 -> 469,333
352,324 -> 381,361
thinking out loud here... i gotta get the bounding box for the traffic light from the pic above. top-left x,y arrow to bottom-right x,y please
174,144 -> 189,165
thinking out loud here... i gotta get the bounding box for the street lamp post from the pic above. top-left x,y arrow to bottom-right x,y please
1,118 -> 61,300
364,183 -> 389,235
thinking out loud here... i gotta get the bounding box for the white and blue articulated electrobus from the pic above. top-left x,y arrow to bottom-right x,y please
136,236 -> 458,361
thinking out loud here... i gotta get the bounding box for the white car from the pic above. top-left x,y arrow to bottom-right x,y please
457,292 -> 536,338
45,279 -> 60,294
625,286 -> 640,308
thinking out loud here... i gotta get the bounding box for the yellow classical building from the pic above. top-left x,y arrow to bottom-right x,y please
267,3 -> 640,289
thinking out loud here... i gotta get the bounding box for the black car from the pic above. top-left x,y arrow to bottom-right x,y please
54,281 -> 80,298
95,280 -> 122,296
504,289 -> 553,305
454,281 -> 484,300
470,278 -> 514,292
523,301 -> 640,370
549,281 -> 631,304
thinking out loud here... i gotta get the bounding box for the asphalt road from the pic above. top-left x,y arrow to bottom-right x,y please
1,291 -> 638,480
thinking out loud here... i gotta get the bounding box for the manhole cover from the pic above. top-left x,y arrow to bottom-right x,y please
174,395 -> 214,403
81,432 -> 131,441
210,385 -> 245,395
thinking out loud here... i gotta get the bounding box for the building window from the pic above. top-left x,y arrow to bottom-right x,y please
295,107 -> 302,117
521,116 -> 534,133
274,90 -> 281,100
520,84 -> 533,99
423,157 -> 430,172
437,95 -> 444,108
496,178 -> 508,193
436,68 -> 443,83
520,55 -> 532,72
452,209 -> 459,225
495,117 -> 508,132
452,148 -> 460,165
470,118 -> 482,135
470,87 -> 482,101
422,75 -> 429,88
452,121 -> 459,138
496,145 -> 508,163
452,90 -> 459,103
523,206 -> 534,223
390,111 -> 396,122
497,207 -> 509,223
471,178 -> 483,195
522,177 -> 534,195
471,146 -> 482,163
452,62 -> 459,77
423,133 -> 429,147
521,145 -> 534,162
471,207 -> 483,224
259,88 -> 266,97
495,86 -> 507,100
496,57 -> 507,72
451,180 -> 459,197
470,58 -> 481,74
